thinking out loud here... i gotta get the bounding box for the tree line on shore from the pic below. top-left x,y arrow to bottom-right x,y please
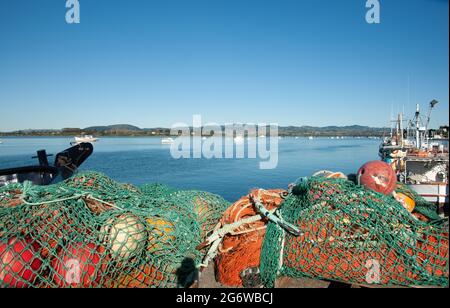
0,124 -> 396,137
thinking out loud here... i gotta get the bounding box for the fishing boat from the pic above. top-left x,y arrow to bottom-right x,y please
74,135 -> 99,143
0,143 -> 93,187
379,100 -> 449,214
308,136 -> 314,140
161,137 -> 175,145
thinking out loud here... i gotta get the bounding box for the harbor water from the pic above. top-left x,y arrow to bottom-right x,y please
0,137 -> 381,201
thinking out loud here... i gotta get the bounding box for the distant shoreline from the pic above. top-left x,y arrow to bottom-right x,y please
0,134 -> 386,138
0,133 -> 387,138
1,124 -> 448,138
0,124 -> 392,138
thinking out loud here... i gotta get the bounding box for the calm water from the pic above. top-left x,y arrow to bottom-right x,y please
0,137 -> 381,201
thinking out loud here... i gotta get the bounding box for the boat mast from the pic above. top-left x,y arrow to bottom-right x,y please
398,112 -> 403,147
415,104 -> 421,149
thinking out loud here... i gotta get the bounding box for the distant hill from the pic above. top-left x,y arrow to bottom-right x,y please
84,124 -> 142,133
1,124 -> 390,137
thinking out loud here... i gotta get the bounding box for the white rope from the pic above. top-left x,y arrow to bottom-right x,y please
198,210 -> 276,268
21,194 -> 85,206
86,194 -> 124,211
20,190 -> 123,211
198,189 -> 295,268
278,227 -> 286,274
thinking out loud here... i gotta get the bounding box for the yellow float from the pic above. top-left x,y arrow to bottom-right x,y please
394,192 -> 416,213
146,216 -> 176,254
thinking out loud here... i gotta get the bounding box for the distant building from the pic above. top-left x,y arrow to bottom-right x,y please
429,126 -> 449,139
438,126 -> 449,138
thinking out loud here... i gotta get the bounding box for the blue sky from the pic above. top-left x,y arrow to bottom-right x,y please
0,0 -> 448,131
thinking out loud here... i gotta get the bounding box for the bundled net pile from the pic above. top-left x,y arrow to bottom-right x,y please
260,177 -> 449,287
0,171 -> 229,288
214,189 -> 286,287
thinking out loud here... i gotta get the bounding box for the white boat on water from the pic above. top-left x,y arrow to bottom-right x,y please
74,135 -> 98,143
161,137 -> 175,145
234,136 -> 244,144
308,136 -> 314,140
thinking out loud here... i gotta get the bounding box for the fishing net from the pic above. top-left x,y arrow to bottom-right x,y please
260,177 -> 449,287
0,171 -> 229,288
214,189 -> 286,287
395,183 -> 442,223
139,183 -> 178,200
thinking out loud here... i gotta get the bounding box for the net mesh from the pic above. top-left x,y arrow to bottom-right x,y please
260,177 -> 449,288
0,171 -> 229,288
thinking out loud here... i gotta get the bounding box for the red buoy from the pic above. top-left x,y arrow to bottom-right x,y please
51,242 -> 103,287
357,161 -> 397,195
0,237 -> 43,288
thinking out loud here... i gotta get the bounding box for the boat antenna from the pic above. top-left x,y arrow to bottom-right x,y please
390,102 -> 394,137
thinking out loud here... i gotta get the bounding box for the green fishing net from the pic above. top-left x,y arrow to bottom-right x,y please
0,171 -> 229,288
260,177 -> 449,288
395,183 -> 442,223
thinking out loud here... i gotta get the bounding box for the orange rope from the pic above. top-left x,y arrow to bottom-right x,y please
215,189 -> 286,287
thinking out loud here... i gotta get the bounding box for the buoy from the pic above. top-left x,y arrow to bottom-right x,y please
394,192 -> 416,213
146,216 -> 175,255
357,161 -> 397,195
51,242 -> 103,287
0,237 -> 42,288
101,213 -> 147,261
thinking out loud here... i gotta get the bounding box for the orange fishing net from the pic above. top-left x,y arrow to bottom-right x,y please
214,189 -> 287,287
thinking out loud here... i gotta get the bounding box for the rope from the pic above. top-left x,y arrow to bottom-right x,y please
198,212 -> 272,268
20,188 -> 124,211
198,189 -> 298,268
252,189 -> 301,236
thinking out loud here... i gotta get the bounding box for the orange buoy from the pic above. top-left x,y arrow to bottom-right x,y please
395,192 -> 416,213
357,161 -> 397,195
